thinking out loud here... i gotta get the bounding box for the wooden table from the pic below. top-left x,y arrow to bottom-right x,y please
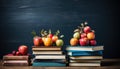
0,59 -> 120,69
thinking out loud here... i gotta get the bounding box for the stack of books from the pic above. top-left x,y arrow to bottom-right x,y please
66,45 -> 104,66
3,55 -> 31,66
32,46 -> 66,67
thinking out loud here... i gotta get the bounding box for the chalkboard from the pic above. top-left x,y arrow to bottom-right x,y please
0,0 -> 120,59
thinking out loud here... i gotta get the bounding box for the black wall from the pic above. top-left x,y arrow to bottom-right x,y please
0,0 -> 120,59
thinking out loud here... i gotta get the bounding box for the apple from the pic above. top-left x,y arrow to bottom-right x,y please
87,32 -> 95,40
90,39 -> 97,46
33,36 -> 43,46
18,45 -> 28,55
70,38 -> 79,46
73,32 -> 80,39
16,51 -> 21,56
84,26 -> 91,33
52,35 -> 58,42
56,39 -> 64,46
81,33 -> 87,38
79,37 -> 89,46
47,34 -> 53,38
44,37 -> 53,46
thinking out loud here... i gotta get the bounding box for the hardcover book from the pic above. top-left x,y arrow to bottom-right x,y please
70,56 -> 103,60
70,59 -> 101,63
3,60 -> 28,63
32,46 -> 62,51
34,59 -> 66,63
3,63 -> 30,66
68,50 -> 103,56
32,62 -> 66,67
3,56 -> 30,60
66,45 -> 104,51
69,62 -> 101,66
33,51 -> 63,55
35,55 -> 66,59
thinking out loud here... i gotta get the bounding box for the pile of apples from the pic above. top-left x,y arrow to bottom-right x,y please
6,45 -> 29,56
32,29 -> 64,47
70,22 -> 97,46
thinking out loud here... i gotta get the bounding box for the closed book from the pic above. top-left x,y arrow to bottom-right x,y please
66,45 -> 104,51
33,51 -> 63,55
68,51 -> 103,56
69,62 -> 101,66
70,59 -> 101,63
35,55 -> 66,59
34,59 -> 66,63
70,56 -> 103,60
32,62 -> 66,67
3,56 -> 30,60
3,60 -> 28,63
3,63 -> 29,66
32,46 -> 62,51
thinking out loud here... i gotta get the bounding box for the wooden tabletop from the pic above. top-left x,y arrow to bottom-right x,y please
0,59 -> 120,69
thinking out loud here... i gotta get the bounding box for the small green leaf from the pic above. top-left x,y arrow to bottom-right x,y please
31,30 -> 37,37
60,35 -> 64,38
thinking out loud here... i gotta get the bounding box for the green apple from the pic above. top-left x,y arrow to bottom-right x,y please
56,39 -> 64,46
73,32 -> 80,39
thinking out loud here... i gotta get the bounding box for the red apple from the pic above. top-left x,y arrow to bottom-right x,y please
56,39 -> 64,46
84,26 -> 91,33
18,45 -> 28,55
52,35 -> 58,43
47,34 -> 53,38
81,33 -> 87,38
87,32 -> 95,40
79,37 -> 89,46
16,51 -> 21,56
90,39 -> 97,46
33,36 -> 43,46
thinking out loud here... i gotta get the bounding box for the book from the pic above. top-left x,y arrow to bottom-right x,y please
32,46 -> 62,51
33,51 -> 63,55
3,56 -> 30,60
69,62 -> 101,66
34,59 -> 66,63
70,56 -> 103,60
32,62 -> 66,67
70,59 -> 101,63
3,60 -> 28,63
3,63 -> 29,66
66,45 -> 104,51
68,50 -> 103,56
35,55 -> 66,59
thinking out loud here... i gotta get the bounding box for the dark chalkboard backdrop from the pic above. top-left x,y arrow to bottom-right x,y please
0,0 -> 120,59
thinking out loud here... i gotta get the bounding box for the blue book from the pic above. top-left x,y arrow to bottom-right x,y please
68,50 -> 103,56
32,62 -> 66,67
66,45 -> 104,51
